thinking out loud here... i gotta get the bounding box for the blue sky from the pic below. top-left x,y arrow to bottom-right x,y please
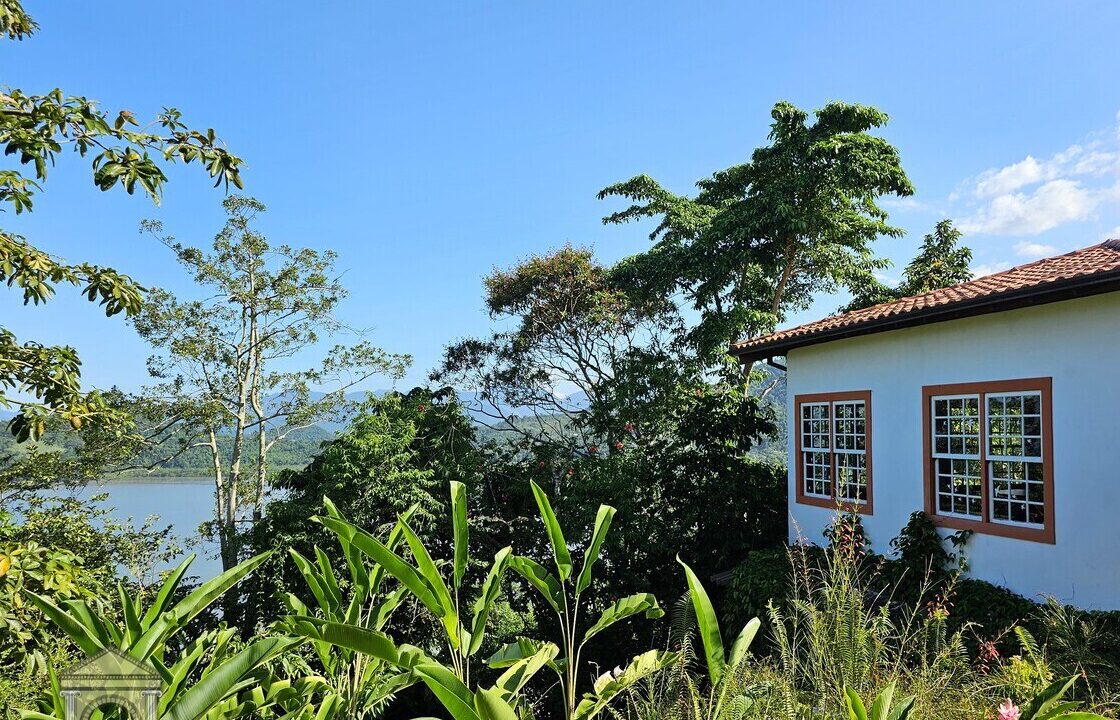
5,1 -> 1120,392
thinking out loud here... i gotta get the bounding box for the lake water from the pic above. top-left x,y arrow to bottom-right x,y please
74,478 -> 223,579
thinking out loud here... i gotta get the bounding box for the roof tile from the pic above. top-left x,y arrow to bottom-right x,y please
731,240 -> 1120,358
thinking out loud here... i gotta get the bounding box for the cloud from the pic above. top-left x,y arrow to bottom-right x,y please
958,179 -> 1105,236
954,119 -> 1120,236
1013,241 -> 1058,259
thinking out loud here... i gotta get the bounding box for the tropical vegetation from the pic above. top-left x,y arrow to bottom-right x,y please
4,1 -> 1120,718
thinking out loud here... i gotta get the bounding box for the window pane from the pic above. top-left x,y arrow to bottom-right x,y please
832,401 -> 866,451
836,452 -> 867,503
985,392 -> 1045,528
934,454 -> 982,519
803,450 -> 832,498
931,394 -> 980,461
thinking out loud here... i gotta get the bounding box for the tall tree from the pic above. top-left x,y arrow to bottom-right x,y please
133,196 -> 410,570
436,246 -> 678,453
0,0 -> 244,443
843,219 -> 972,311
598,101 -> 914,363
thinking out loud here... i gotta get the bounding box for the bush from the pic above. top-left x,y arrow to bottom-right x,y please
950,578 -> 1041,643
723,547 -> 793,632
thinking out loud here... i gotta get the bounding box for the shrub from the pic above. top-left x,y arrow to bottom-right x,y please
950,578 -> 1041,645
723,547 -> 793,633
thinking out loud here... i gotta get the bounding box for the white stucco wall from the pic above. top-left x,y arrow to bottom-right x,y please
785,291 -> 1120,609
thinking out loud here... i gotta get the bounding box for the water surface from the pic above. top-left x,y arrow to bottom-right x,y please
74,477 -> 222,579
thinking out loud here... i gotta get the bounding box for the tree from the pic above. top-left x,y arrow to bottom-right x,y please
436,246 -> 678,453
240,388 -> 480,629
598,100 -> 914,363
0,0 -> 244,443
843,220 -> 972,312
132,196 -> 410,571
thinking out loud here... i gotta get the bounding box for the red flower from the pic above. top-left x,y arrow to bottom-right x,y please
418,404 -> 427,412
538,461 -> 546,468
614,440 -> 624,451
624,422 -> 634,432
695,388 -> 703,397
589,445 -> 599,454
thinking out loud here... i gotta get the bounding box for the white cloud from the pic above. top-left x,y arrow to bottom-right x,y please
973,156 -> 1046,198
958,179 -> 1104,236
954,118 -> 1120,236
1013,240 -> 1058,259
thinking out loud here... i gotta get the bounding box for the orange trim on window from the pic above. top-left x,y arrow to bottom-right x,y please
793,390 -> 873,515
921,377 -> 1055,544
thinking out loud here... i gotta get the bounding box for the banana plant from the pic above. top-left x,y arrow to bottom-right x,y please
20,551 -> 301,720
677,557 -> 763,720
278,498 -> 418,720
306,481 -> 512,687
843,682 -> 915,720
289,484 -> 556,720
502,481 -> 673,720
1013,674 -> 1109,720
289,585 -> 557,720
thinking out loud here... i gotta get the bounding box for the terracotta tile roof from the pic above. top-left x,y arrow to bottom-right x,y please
731,239 -> 1120,362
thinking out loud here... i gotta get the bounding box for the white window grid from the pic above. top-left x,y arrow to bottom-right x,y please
986,392 -> 1045,528
800,399 -> 867,504
833,401 -> 867,504
800,402 -> 832,498
931,394 -> 983,520
929,390 -> 1046,528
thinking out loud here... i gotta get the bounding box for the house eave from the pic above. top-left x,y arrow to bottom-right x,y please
729,271 -> 1120,364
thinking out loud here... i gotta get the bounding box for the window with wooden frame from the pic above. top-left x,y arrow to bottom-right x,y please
794,391 -> 872,513
922,378 -> 1054,544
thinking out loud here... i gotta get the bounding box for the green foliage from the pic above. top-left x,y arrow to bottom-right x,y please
132,195 -> 410,570
600,100 -> 913,359
438,245 -> 677,451
0,493 -> 181,705
1016,674 -> 1109,720
507,480 -> 672,720
300,481 -> 515,686
0,539 -> 98,676
844,219 -> 973,312
724,547 -> 802,636
843,682 -> 915,720
278,499 -> 420,720
675,558 -> 763,720
289,484 -> 553,720
951,578 -> 1041,644
1,0 -> 243,441
242,388 -> 476,630
20,552 -> 303,720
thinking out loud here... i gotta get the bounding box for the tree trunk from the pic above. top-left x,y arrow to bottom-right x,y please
250,332 -> 267,524
208,427 -> 239,572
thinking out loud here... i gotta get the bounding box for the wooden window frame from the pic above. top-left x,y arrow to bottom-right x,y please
794,390 -> 873,515
922,378 -> 1055,544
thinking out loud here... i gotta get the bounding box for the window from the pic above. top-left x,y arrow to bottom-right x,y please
794,391 -> 872,513
923,378 -> 1054,544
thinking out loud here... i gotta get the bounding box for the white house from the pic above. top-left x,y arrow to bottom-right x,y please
729,240 -> 1120,609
